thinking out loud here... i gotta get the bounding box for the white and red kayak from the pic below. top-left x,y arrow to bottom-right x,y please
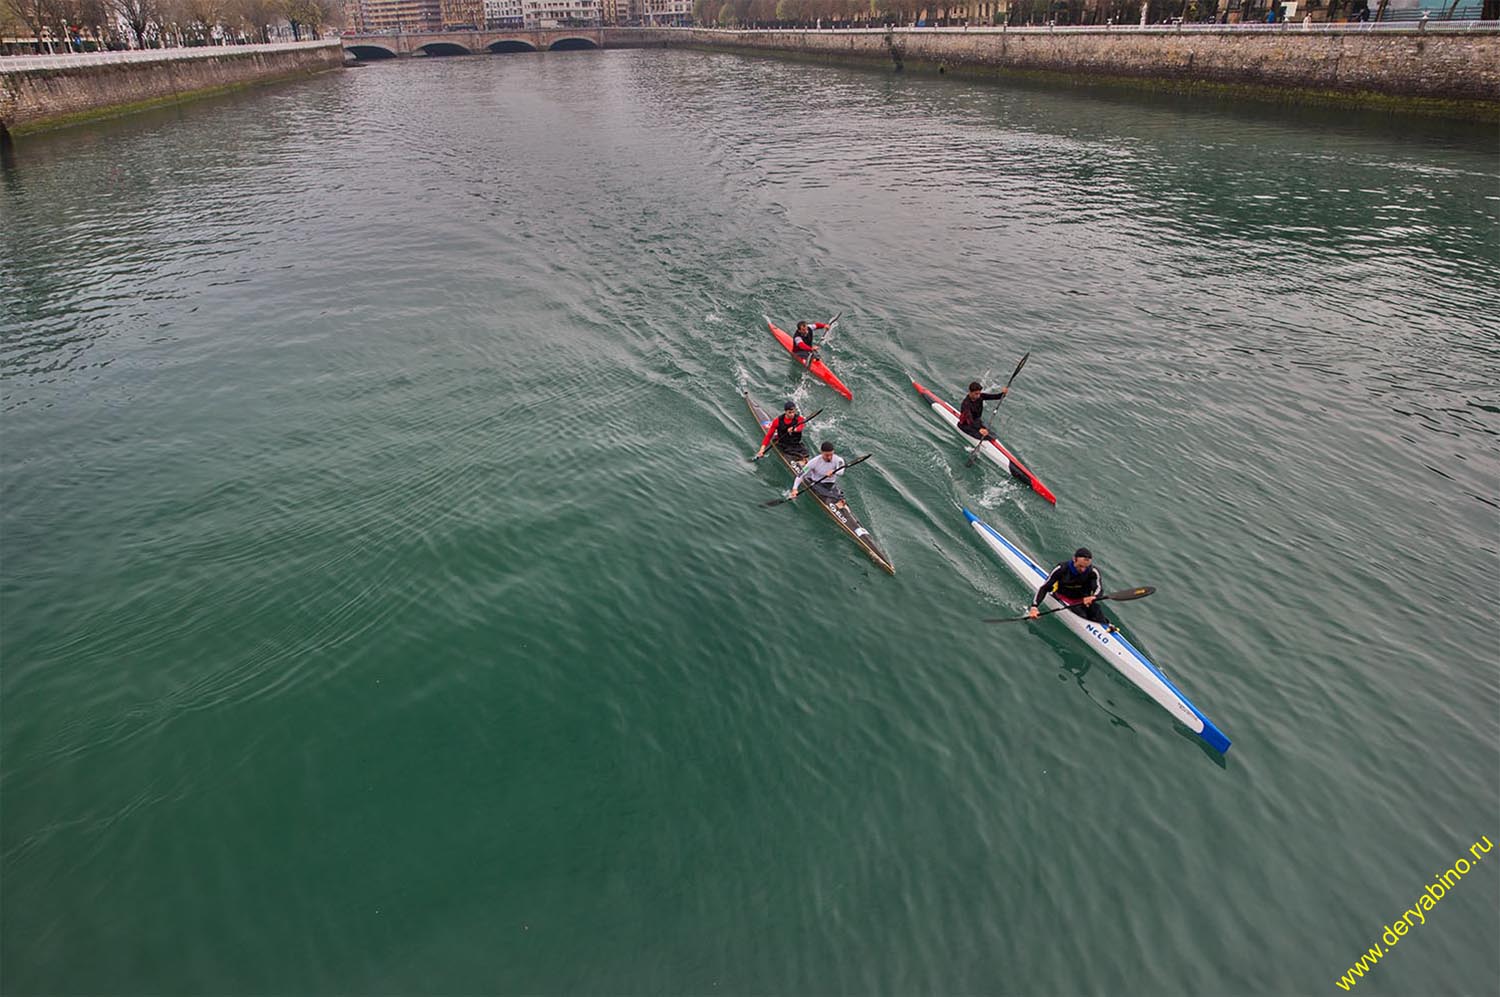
911,378 -> 1057,505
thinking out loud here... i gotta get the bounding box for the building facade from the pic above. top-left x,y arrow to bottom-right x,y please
441,0 -> 484,25
347,0 -> 603,30
484,0 -> 526,24
522,0 -> 602,25
602,0 -> 641,23
914,0 -> 1008,22
355,0 -> 443,31
642,0 -> 689,22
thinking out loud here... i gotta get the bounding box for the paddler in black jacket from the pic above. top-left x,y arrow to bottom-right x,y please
1029,547 -> 1116,631
957,380 -> 1009,441
754,400 -> 810,460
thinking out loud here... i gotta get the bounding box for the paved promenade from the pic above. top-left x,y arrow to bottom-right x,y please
1,39 -> 340,72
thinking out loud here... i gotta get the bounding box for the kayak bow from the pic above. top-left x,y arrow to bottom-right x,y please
912,378 -> 1057,504
747,392 -> 893,574
963,508 -> 1230,753
769,317 -> 852,401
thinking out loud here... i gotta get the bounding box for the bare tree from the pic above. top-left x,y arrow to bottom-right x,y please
284,0 -> 318,37
11,0 -> 59,50
1,0 -> 30,41
175,0 -> 224,41
155,0 -> 184,40
110,0 -> 161,45
74,0 -> 115,45
51,0 -> 88,47
227,0 -> 284,41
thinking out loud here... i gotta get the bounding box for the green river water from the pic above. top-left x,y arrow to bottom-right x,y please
2,49 -> 1498,995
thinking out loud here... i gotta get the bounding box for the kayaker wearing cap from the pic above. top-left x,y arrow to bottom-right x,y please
755,401 -> 810,460
957,380 -> 1009,441
789,441 -> 847,509
790,321 -> 829,358
1029,548 -> 1115,631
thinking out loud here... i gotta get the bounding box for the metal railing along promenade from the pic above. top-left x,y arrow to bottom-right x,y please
0,39 -> 341,71
639,19 -> 1498,34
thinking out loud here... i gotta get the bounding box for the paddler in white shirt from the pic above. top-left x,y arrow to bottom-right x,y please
789,441 -> 847,509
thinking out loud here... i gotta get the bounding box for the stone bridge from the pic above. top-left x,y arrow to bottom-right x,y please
343,29 -> 607,59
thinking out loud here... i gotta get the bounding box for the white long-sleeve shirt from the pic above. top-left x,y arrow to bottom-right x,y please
795,453 -> 845,489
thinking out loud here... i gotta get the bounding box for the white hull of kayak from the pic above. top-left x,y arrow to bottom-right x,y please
964,509 -> 1231,753
910,379 -> 1057,504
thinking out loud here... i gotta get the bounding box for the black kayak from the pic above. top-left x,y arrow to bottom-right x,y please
746,392 -> 893,575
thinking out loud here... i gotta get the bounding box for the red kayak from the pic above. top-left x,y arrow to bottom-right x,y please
911,378 -> 1058,505
767,317 -> 852,401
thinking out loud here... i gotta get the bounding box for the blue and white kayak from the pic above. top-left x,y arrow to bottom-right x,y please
964,508 -> 1231,754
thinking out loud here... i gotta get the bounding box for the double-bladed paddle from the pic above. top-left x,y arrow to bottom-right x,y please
819,311 -> 841,349
963,351 -> 1030,467
983,586 -> 1156,624
761,453 -> 872,507
750,407 -> 823,461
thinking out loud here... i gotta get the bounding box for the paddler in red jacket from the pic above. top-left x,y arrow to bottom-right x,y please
754,400 -> 810,460
790,321 -> 829,359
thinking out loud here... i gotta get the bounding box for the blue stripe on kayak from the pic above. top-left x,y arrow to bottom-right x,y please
962,508 -> 1232,754
963,507 -> 1045,580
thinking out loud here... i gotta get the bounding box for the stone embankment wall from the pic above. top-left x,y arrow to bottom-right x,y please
608,26 -> 1500,111
1,41 -> 344,138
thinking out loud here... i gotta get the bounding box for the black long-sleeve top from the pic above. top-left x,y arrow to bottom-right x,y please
958,391 -> 1004,428
1034,561 -> 1102,608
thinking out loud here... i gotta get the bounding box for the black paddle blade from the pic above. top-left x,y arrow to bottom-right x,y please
1103,586 -> 1155,602
761,494 -> 794,507
964,437 -> 988,466
1007,351 -> 1030,385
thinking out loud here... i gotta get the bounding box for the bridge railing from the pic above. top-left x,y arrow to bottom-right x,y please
0,39 -> 340,69
337,20 -> 1499,45
342,27 -> 603,37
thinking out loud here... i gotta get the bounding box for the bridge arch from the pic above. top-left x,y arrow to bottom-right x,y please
415,42 -> 472,56
548,37 -> 599,51
346,44 -> 398,60
487,39 -> 539,53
